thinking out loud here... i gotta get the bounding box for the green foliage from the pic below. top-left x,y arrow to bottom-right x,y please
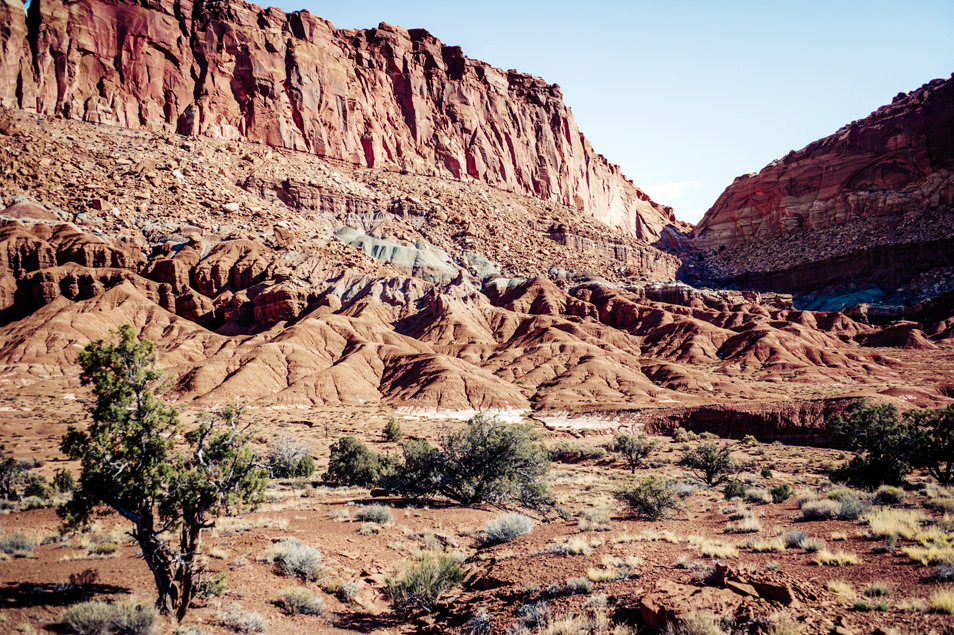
379,438 -> 442,499
265,437 -> 315,479
610,433 -> 657,473
323,436 -> 382,487
435,413 -> 550,507
54,469 -> 75,493
908,404 -> 954,486
60,325 -> 268,620
384,414 -> 551,509
385,552 -> 464,611
277,587 -> 325,616
548,440 -> 606,463
195,571 -> 228,599
873,485 -> 905,505
23,475 -> 49,499
61,600 -> 157,635
384,418 -> 403,442
830,402 -> 916,489
723,478 -> 746,500
0,443 -> 26,500
681,442 -> 736,486
614,474 -> 683,520
770,484 -> 793,503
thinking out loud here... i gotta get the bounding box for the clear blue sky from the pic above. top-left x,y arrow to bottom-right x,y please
269,1 -> 953,225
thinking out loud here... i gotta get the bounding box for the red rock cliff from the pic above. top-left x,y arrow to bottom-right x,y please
690,76 -> 954,300
695,76 -> 954,249
0,0 -> 674,240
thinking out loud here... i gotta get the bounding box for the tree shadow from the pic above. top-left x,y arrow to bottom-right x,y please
0,578 -> 129,610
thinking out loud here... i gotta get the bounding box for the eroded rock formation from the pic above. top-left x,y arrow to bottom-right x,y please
692,76 -> 954,304
0,0 -> 674,239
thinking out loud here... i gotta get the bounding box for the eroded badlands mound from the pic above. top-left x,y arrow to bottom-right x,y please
0,0 -> 951,437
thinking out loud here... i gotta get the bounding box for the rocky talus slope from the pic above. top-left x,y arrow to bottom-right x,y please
0,0 -> 675,240
691,76 -> 954,308
1,111 -> 952,423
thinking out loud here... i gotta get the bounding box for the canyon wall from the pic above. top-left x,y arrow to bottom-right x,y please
692,76 -> 954,301
0,0 -> 674,240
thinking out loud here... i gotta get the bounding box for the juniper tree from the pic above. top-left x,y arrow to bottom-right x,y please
60,325 -> 267,621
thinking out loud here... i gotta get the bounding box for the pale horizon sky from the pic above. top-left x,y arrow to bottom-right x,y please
270,1 -> 953,225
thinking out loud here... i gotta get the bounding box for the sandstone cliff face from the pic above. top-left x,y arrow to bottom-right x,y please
692,76 -> 954,301
2,0 -> 673,240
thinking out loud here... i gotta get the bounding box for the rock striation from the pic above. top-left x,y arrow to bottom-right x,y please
691,76 -> 954,303
0,0 -> 674,240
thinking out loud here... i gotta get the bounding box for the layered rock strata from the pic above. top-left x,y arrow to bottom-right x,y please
0,0 -> 674,239
692,76 -> 954,302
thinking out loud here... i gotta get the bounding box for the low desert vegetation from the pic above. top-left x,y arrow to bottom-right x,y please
218,603 -> 266,633
610,433 -> 657,473
61,600 -> 157,635
829,401 -> 954,488
263,536 -> 324,581
385,552 -> 465,611
548,440 -> 606,463
681,442 -> 737,486
812,549 -> 860,566
483,513 -> 534,545
265,437 -> 315,479
276,587 -> 325,616
355,504 -> 393,525
614,475 -> 683,520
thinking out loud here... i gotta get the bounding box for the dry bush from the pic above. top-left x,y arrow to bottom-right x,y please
863,508 -> 927,540
61,600 -> 157,635
812,549 -> 860,566
483,513 -> 534,545
263,537 -> 323,581
277,587 -> 325,616
218,604 -> 266,633
930,588 -> 954,613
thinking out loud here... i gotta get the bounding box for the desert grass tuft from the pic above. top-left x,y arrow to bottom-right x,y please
812,549 -> 860,566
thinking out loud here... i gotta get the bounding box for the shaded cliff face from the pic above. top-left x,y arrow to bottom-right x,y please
0,0 -> 674,240
691,76 -> 954,304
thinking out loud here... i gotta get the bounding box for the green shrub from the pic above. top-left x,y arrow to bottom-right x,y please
355,504 -> 393,524
266,437 -> 315,478
615,475 -> 683,520
54,469 -> 75,493
610,433 -> 657,473
548,440 -> 606,463
723,479 -> 746,500
23,476 -> 49,499
760,466 -> 773,479
566,577 -> 591,594
277,587 -> 324,615
770,484 -> 793,503
385,552 -> 464,611
386,414 -> 551,509
874,485 -> 905,505
264,537 -> 323,581
384,418 -> 403,442
0,443 -> 27,500
195,571 -> 228,599
830,402 -> 915,488
483,513 -> 534,545
62,600 -> 157,635
323,436 -> 381,487
438,414 -> 550,507
742,435 -> 759,446
681,443 -> 736,486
